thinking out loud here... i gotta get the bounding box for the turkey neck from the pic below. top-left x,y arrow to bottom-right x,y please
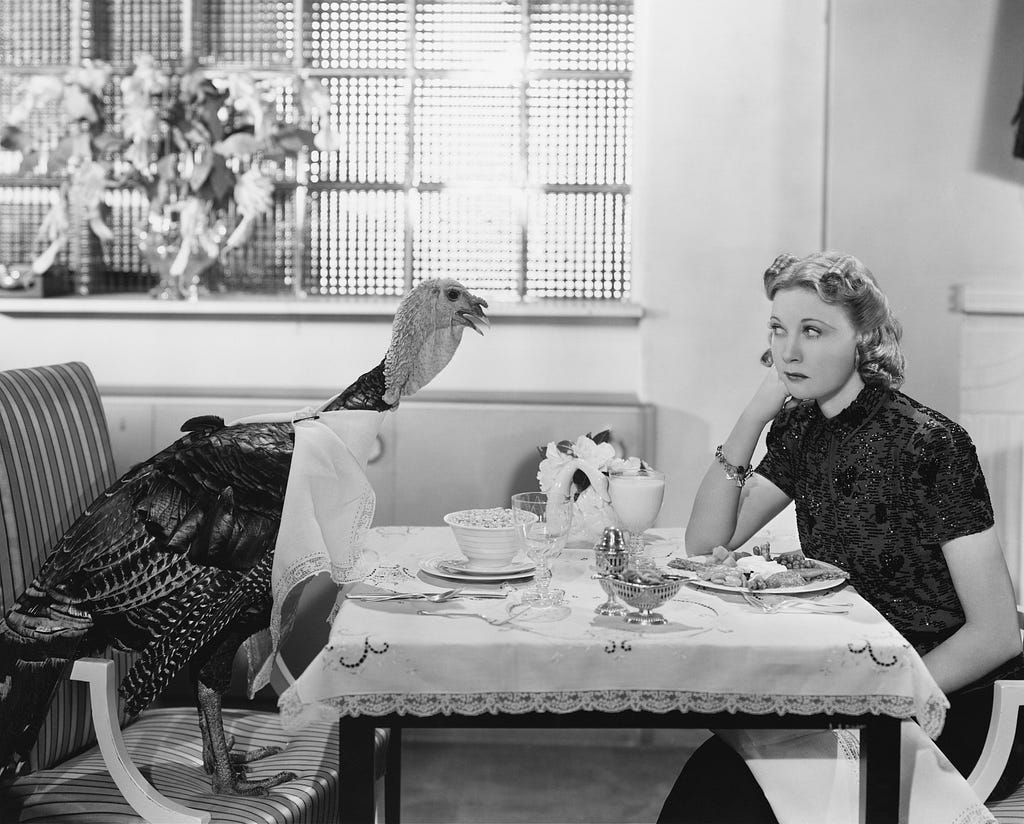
321,361 -> 396,413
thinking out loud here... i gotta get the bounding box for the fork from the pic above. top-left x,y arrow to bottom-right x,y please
348,589 -> 463,603
742,592 -> 850,615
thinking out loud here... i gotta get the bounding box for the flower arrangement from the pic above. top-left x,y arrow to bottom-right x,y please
1,55 -> 340,296
537,430 -> 649,543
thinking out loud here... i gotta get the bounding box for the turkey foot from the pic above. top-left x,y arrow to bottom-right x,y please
197,682 -> 297,795
213,734 -> 287,768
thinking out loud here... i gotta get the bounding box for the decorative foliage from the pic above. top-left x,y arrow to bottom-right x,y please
1,55 -> 341,278
537,430 -> 648,543
537,430 -> 642,499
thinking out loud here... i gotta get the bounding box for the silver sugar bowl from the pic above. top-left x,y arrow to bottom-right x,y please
593,527 -> 629,616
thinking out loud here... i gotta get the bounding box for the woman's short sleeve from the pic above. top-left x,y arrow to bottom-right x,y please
754,407 -> 803,499
909,422 -> 994,546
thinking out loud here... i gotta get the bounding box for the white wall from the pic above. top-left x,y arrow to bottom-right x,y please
639,0 -> 1024,527
0,312 -> 640,399
636,0 -> 828,522
827,0 -> 1024,413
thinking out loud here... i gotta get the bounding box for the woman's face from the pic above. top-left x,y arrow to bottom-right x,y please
769,286 -> 864,417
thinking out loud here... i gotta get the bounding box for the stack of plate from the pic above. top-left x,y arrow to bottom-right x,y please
419,555 -> 536,583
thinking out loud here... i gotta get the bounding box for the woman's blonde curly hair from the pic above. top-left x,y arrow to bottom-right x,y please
761,251 -> 905,389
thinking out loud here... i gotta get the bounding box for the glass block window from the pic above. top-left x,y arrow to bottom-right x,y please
307,0 -> 634,301
0,0 -> 632,301
195,0 -> 296,66
0,0 -> 71,66
309,188 -> 405,296
90,0 -> 184,65
0,185 -> 61,263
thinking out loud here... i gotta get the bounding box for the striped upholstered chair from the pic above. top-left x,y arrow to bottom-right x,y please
0,362 -> 387,823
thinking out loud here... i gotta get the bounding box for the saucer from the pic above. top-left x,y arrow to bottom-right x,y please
439,557 -> 535,576
420,555 -> 536,583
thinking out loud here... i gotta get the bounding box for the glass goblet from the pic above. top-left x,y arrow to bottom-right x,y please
511,491 -> 573,609
607,467 -> 666,564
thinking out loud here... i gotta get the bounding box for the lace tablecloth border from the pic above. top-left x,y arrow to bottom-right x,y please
279,689 -> 947,737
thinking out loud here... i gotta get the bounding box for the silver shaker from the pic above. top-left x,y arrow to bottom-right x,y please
594,527 -> 628,616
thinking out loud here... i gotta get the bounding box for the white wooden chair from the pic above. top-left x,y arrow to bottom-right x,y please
0,362 -> 389,823
967,607 -> 1024,822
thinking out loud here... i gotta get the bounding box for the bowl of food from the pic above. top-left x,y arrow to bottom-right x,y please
443,507 -> 536,571
606,568 -> 684,625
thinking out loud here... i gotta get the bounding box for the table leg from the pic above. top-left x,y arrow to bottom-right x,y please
339,718 -> 377,824
861,718 -> 901,824
385,727 -> 402,824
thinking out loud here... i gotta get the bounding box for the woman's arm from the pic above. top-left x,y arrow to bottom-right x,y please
921,527 -> 1022,693
685,371 -> 793,555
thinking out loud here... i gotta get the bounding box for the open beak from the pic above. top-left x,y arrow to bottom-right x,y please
457,298 -> 489,336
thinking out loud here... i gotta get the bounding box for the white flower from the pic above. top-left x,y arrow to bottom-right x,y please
570,435 -> 616,471
36,197 -> 69,242
224,168 -> 274,249
534,431 -> 653,542
67,60 -> 112,97
537,445 -> 577,494
233,167 -> 274,219
170,197 -> 224,275
62,85 -> 99,122
227,74 -> 270,139
607,456 -> 643,473
121,105 -> 159,146
537,434 -> 616,494
27,75 -> 64,99
31,199 -> 70,274
128,54 -> 169,97
573,486 -> 620,541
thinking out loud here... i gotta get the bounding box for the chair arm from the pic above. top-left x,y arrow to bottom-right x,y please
966,678 -> 1024,801
70,658 -> 211,824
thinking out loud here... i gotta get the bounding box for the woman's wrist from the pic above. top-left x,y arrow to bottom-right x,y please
714,445 -> 754,488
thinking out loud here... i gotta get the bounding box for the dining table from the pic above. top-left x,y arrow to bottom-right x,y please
277,525 -> 949,824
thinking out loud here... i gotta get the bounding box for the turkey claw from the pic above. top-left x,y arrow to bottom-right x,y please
230,744 -> 286,764
214,770 -> 298,796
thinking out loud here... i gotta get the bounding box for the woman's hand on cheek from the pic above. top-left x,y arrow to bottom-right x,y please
746,368 -> 791,425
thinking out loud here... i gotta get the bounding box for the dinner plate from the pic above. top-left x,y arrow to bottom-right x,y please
437,557 -> 535,577
682,575 -> 847,596
420,555 -> 536,583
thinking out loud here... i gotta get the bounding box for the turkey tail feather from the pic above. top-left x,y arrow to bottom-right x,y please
0,626 -> 74,775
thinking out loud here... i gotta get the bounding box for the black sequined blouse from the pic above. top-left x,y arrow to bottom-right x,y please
755,382 -> 994,654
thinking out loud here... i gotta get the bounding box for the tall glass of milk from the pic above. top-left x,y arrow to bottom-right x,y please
607,467 -> 665,562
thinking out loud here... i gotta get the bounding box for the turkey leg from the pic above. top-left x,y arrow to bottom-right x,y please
192,639 -> 296,795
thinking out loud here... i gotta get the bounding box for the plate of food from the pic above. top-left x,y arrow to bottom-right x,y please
668,546 -> 848,595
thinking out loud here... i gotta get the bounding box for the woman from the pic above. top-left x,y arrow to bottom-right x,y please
659,251 -> 1024,824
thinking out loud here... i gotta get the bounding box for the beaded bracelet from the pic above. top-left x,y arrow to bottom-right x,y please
715,445 -> 754,488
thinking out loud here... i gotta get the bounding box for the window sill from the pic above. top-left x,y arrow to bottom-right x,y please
0,293 -> 644,323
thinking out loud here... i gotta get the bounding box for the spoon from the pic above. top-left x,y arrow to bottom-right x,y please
415,607 -> 524,626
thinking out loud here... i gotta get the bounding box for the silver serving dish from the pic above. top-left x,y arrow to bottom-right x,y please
605,577 -> 684,625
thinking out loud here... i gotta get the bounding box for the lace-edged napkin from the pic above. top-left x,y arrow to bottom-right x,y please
225,407 -> 389,696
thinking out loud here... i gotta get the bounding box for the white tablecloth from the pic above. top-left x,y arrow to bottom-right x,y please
278,526 -> 947,738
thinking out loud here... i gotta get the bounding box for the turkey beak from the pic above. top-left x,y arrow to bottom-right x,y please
457,298 -> 489,336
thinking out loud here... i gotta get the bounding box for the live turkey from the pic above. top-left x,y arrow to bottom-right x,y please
0,278 -> 488,794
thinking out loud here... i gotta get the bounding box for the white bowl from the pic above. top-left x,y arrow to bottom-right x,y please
443,508 -> 534,570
